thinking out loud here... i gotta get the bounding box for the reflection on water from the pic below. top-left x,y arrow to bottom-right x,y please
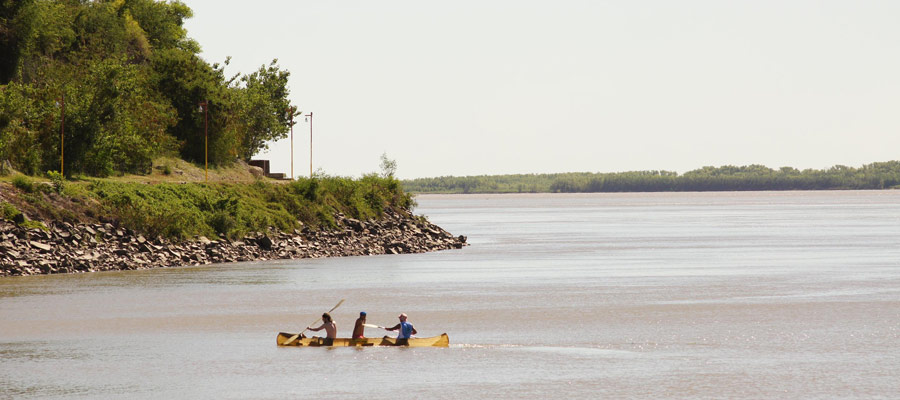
1,191 -> 899,398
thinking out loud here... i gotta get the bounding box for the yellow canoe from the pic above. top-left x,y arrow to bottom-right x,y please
276,332 -> 449,347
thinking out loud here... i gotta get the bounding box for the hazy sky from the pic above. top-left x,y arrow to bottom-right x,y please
182,1 -> 900,179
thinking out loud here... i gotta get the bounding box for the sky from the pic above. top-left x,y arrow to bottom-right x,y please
181,0 -> 900,180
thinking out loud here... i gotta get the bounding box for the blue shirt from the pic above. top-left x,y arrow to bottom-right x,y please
399,321 -> 414,339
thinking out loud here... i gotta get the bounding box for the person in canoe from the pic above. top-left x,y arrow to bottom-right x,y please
352,311 -> 367,338
385,313 -> 417,345
307,312 -> 337,346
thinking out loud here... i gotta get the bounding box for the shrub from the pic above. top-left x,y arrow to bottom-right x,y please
46,170 -> 65,193
290,178 -> 319,201
1,202 -> 22,221
11,175 -> 34,193
207,210 -> 237,238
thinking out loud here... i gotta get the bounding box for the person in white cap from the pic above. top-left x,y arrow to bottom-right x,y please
385,313 -> 417,343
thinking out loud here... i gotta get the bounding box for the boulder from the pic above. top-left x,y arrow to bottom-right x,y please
29,241 -> 53,252
257,236 -> 273,250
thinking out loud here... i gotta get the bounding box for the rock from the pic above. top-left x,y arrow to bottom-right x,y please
0,210 -> 467,278
29,241 -> 53,252
257,236 -> 273,250
345,218 -> 364,232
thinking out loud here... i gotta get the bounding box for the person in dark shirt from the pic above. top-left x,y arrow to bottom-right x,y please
352,311 -> 367,338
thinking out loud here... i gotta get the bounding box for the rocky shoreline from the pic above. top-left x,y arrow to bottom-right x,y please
0,211 -> 467,277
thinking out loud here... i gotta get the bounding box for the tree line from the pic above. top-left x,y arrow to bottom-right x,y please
402,162 -> 900,193
0,0 -> 294,177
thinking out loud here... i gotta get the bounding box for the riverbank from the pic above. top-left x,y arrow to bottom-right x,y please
0,165 -> 467,277
0,209 -> 466,277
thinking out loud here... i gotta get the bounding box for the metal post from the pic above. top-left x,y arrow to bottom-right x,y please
306,112 -> 313,177
288,106 -> 294,179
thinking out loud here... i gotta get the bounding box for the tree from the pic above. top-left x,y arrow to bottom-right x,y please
380,153 -> 397,178
234,59 -> 291,161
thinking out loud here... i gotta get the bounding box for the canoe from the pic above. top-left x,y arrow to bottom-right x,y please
276,332 -> 449,347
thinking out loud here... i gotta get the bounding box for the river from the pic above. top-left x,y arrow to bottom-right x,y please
2,191 -> 899,399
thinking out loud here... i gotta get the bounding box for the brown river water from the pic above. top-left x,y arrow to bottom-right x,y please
2,191 -> 899,399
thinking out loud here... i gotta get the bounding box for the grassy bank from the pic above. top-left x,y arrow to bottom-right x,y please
0,172 -> 414,241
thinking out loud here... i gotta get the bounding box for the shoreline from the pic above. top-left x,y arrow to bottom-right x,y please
0,210 -> 467,277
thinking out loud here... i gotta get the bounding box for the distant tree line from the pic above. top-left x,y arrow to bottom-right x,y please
0,0 -> 294,177
402,162 -> 900,193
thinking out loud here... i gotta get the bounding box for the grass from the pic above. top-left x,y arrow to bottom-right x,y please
2,174 -> 413,241
1,158 -> 415,241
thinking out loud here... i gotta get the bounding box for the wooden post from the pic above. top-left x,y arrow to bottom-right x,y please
199,100 -> 208,182
60,94 -> 65,176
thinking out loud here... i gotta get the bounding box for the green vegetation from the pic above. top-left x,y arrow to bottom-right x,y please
11,174 -> 35,193
0,201 -> 21,221
1,200 -> 47,230
0,0 -> 293,177
403,161 -> 900,193
1,174 -> 414,240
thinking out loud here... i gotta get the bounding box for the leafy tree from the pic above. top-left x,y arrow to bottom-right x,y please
0,0 -> 293,176
234,59 -> 291,161
380,152 -> 397,178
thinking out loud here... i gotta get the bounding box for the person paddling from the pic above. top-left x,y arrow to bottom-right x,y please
352,311 -> 367,338
385,313 -> 417,344
307,312 -> 337,345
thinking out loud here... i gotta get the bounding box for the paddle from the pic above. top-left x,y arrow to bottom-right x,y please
283,299 -> 345,345
364,323 -> 416,339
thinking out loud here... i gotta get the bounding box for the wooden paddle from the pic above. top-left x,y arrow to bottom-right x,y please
365,323 -> 418,340
283,299 -> 345,345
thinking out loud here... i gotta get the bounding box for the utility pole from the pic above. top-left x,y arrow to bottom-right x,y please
199,100 -> 208,182
59,94 -> 65,176
286,106 -> 296,179
305,112 -> 313,177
